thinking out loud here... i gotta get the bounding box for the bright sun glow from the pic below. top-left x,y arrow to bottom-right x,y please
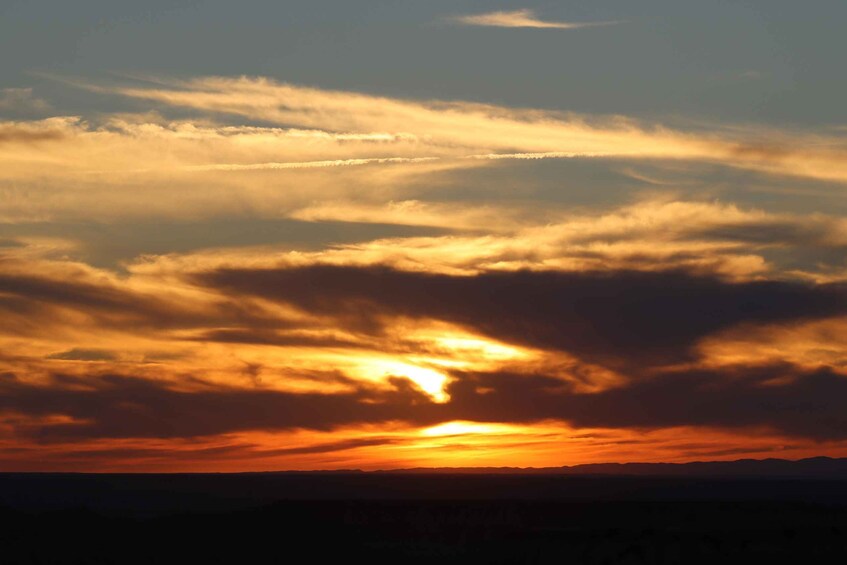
430,334 -> 528,360
356,359 -> 450,402
420,421 -> 512,437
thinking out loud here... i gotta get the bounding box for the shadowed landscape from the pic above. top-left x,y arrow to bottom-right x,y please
5,459 -> 847,564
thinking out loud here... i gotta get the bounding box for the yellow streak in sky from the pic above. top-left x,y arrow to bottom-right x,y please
354,359 -> 450,402
419,421 -> 517,437
450,9 -> 623,30
183,156 -> 438,171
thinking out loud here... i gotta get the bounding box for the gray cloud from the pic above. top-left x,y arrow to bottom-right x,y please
3,362 -> 847,442
199,265 -> 847,368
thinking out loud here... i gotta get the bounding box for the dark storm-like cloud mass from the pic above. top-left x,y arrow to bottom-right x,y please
4,263 -> 847,446
5,264 -> 844,354
0,269 -> 180,325
188,329 -> 365,349
4,363 -> 847,442
0,373 -> 434,441
200,266 -> 847,367
46,348 -> 118,362
0,265 -> 298,336
443,366 -> 847,440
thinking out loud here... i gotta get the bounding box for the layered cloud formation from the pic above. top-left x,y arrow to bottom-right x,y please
1,75 -> 847,471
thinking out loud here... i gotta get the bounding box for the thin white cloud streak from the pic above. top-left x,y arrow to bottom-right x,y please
467,151 -> 609,160
183,157 -> 439,172
181,152 -> 605,173
92,76 -> 847,184
289,199 -> 534,231
450,9 -> 623,30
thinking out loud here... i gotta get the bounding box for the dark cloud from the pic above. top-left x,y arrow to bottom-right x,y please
190,329 -> 364,349
46,444 -> 251,461
442,365 -> 847,440
692,220 -> 847,271
3,264 -> 847,446
0,266 -> 298,335
48,438 -> 398,461
3,363 -> 847,442
200,266 -> 847,367
0,438 -> 400,472
260,437 -> 400,457
6,262 -> 844,370
695,220 -> 828,246
0,268 -> 175,324
676,445 -> 792,458
46,348 -> 117,362
0,373 -> 434,441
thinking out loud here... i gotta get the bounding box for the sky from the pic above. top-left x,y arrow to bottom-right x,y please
1,0 -> 847,472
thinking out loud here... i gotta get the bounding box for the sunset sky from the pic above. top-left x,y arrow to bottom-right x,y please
2,0 -> 847,471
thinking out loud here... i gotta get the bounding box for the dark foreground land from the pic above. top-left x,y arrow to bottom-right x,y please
4,472 -> 847,564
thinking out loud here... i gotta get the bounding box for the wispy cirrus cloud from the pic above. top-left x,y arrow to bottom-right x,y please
2,75 -> 845,228
93,76 -> 847,184
449,9 -> 623,30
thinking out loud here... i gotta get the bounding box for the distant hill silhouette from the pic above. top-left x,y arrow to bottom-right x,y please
6,458 -> 847,563
4,457 -> 847,518
377,456 -> 847,478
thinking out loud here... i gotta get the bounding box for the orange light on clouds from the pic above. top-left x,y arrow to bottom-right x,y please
2,68 -> 847,472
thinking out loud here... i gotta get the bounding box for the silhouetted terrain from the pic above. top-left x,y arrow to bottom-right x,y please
387,455 -> 847,477
4,458 -> 847,564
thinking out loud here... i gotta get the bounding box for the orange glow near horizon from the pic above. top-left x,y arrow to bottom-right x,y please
4,417 -> 845,473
